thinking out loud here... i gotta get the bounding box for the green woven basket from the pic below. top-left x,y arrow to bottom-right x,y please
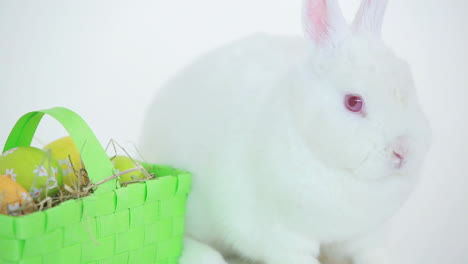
0,107 -> 191,264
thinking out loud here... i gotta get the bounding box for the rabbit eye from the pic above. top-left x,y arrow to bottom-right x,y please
345,94 -> 364,114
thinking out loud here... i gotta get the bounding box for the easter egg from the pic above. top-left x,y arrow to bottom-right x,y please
0,146 -> 63,200
111,156 -> 147,184
0,175 -> 35,215
43,136 -> 87,187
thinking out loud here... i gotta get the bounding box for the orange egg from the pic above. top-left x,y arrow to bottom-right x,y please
0,175 -> 35,216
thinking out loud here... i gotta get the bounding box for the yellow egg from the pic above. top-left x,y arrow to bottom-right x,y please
111,156 -> 147,184
0,146 -> 64,200
0,175 -> 35,215
43,136 -> 88,187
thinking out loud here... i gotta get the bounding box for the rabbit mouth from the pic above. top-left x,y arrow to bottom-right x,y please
352,148 -> 407,176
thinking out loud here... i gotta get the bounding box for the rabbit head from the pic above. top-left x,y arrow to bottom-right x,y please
288,0 -> 431,180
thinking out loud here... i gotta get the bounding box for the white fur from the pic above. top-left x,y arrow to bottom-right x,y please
139,0 -> 431,263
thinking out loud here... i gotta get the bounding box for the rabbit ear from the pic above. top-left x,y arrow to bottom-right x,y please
302,0 -> 348,49
352,0 -> 388,35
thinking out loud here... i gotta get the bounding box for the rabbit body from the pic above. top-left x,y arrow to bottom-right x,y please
140,34 -> 430,263
139,1 -> 431,263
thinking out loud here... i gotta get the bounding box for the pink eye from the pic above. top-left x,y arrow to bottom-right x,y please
345,94 -> 364,114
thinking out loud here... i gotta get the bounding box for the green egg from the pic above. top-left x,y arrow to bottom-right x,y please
0,146 -> 64,200
111,156 -> 146,184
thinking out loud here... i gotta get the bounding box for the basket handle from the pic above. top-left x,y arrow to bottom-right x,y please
2,107 -> 116,192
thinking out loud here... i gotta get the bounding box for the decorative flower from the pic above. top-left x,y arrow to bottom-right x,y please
7,203 -> 20,215
52,167 -> 59,177
2,148 -> 17,156
20,192 -> 32,203
46,177 -> 58,190
33,165 -> 48,177
59,159 -> 73,175
29,188 -> 43,199
5,168 -> 17,181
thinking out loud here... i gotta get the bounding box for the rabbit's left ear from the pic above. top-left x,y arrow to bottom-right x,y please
302,0 -> 348,49
352,0 -> 389,35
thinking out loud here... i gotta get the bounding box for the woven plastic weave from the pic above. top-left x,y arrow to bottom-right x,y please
0,107 -> 191,264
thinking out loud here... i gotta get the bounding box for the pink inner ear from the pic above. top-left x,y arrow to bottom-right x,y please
305,0 -> 330,45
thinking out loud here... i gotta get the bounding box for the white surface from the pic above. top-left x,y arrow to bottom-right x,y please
0,0 -> 466,263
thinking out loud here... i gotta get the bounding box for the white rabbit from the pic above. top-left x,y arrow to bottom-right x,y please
139,0 -> 431,263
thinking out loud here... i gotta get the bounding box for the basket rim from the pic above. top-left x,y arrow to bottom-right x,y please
0,163 -> 191,221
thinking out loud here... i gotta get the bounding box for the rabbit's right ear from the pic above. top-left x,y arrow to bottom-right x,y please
352,0 -> 388,36
302,0 -> 348,50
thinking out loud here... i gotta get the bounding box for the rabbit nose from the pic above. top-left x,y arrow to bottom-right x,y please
392,151 -> 405,169
390,136 -> 409,169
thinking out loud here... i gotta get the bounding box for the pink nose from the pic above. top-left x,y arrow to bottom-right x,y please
393,151 -> 405,169
391,136 -> 409,169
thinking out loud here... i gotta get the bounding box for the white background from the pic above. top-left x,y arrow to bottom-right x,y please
0,0 -> 467,263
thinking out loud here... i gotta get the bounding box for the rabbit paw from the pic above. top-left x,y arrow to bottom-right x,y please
264,254 -> 320,264
352,253 -> 392,264
232,223 -> 321,264
179,236 -> 227,264
263,238 -> 321,264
